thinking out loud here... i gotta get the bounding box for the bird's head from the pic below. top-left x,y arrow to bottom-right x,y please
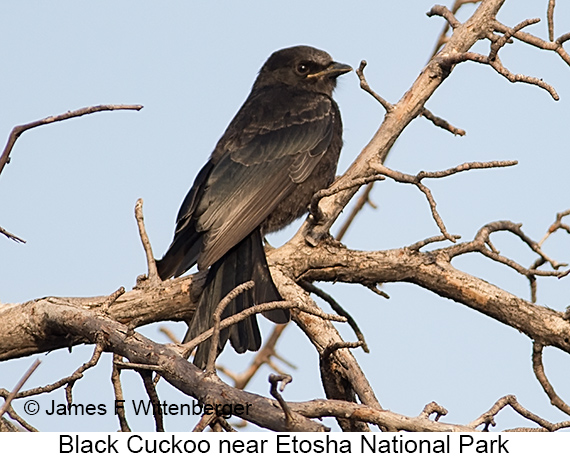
253,45 -> 352,95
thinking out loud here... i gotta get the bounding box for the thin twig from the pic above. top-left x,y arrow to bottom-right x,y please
0,104 -> 143,178
310,175 -> 384,223
356,60 -> 393,112
140,370 -> 164,432
0,225 -> 25,244
6,338 -> 105,400
538,209 -> 570,247
446,221 -> 569,278
299,280 -> 369,352
336,182 -> 376,241
135,198 -> 159,283
421,108 -> 466,136
408,234 -> 461,251
192,412 -> 216,432
0,359 -> 41,418
547,0 -> 556,43
206,281 -> 255,374
269,374 -> 294,429
419,401 -> 448,421
218,324 -> 289,390
113,361 -> 163,372
532,342 -> 570,416
100,286 -> 126,314
182,300 -> 346,358
65,340 -> 106,405
371,160 -> 517,243
468,394 -> 570,431
427,5 -> 462,31
321,341 -> 364,362
428,1 -> 479,57
111,355 -> 131,432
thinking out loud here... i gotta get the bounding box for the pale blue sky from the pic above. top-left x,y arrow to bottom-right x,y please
1,1 -> 569,432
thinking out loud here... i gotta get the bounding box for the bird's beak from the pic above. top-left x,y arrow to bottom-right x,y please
307,62 -> 353,79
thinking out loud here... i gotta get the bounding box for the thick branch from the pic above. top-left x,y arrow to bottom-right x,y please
304,0 -> 507,246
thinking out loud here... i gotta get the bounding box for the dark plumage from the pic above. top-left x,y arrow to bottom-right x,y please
157,45 -> 351,368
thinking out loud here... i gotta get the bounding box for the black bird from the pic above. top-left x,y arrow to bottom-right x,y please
157,45 -> 351,368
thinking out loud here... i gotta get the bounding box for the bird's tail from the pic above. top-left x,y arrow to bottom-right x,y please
184,229 -> 289,368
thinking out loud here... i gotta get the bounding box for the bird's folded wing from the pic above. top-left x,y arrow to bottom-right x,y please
195,95 -> 335,269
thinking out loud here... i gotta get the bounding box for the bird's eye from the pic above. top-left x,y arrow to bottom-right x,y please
296,63 -> 310,75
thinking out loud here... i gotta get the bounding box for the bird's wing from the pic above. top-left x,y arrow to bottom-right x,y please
194,92 -> 335,269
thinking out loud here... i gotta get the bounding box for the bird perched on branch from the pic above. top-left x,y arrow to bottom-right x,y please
157,45 -> 351,368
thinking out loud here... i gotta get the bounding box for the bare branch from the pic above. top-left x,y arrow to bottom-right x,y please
309,175 -> 384,225
111,355 -> 131,432
336,182 -> 376,241
447,220 -> 569,278
419,401 -> 448,421
135,198 -> 159,284
299,280 -> 369,352
182,299 -> 346,359
427,5 -> 462,30
547,0 -> 556,42
218,324 -> 289,390
356,60 -> 393,112
371,160 -> 517,242
65,340 -> 105,405
0,225 -> 25,244
489,18 -> 541,61
420,108 -> 466,136
0,104 -> 143,179
0,359 -> 41,418
532,342 -> 570,416
428,0 -> 480,57
101,286 -> 126,314
4,339 -> 105,400
469,395 -> 570,431
538,209 -> 570,247
206,280 -> 255,373
493,20 -> 570,66
269,374 -> 295,430
140,370 -> 164,432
